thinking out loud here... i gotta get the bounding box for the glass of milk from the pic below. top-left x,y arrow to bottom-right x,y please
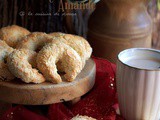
116,48 -> 160,120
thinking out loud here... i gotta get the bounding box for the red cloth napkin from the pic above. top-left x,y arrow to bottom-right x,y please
0,57 -> 124,120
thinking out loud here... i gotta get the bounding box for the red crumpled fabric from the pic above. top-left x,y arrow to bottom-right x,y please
0,57 -> 124,120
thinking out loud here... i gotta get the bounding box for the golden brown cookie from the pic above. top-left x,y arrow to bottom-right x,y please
71,115 -> 96,120
49,33 -> 92,67
0,41 -> 15,81
37,41 -> 83,83
0,25 -> 30,48
7,49 -> 45,83
16,32 -> 53,52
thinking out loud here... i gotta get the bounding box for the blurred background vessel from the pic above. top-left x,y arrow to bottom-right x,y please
88,0 -> 152,63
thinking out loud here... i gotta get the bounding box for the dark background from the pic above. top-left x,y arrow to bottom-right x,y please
0,0 -> 92,38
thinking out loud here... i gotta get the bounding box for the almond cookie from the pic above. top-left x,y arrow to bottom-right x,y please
71,115 -> 96,120
16,32 -> 53,52
37,41 -> 83,83
49,33 -> 92,67
0,41 -> 15,81
7,49 -> 45,83
0,25 -> 30,48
